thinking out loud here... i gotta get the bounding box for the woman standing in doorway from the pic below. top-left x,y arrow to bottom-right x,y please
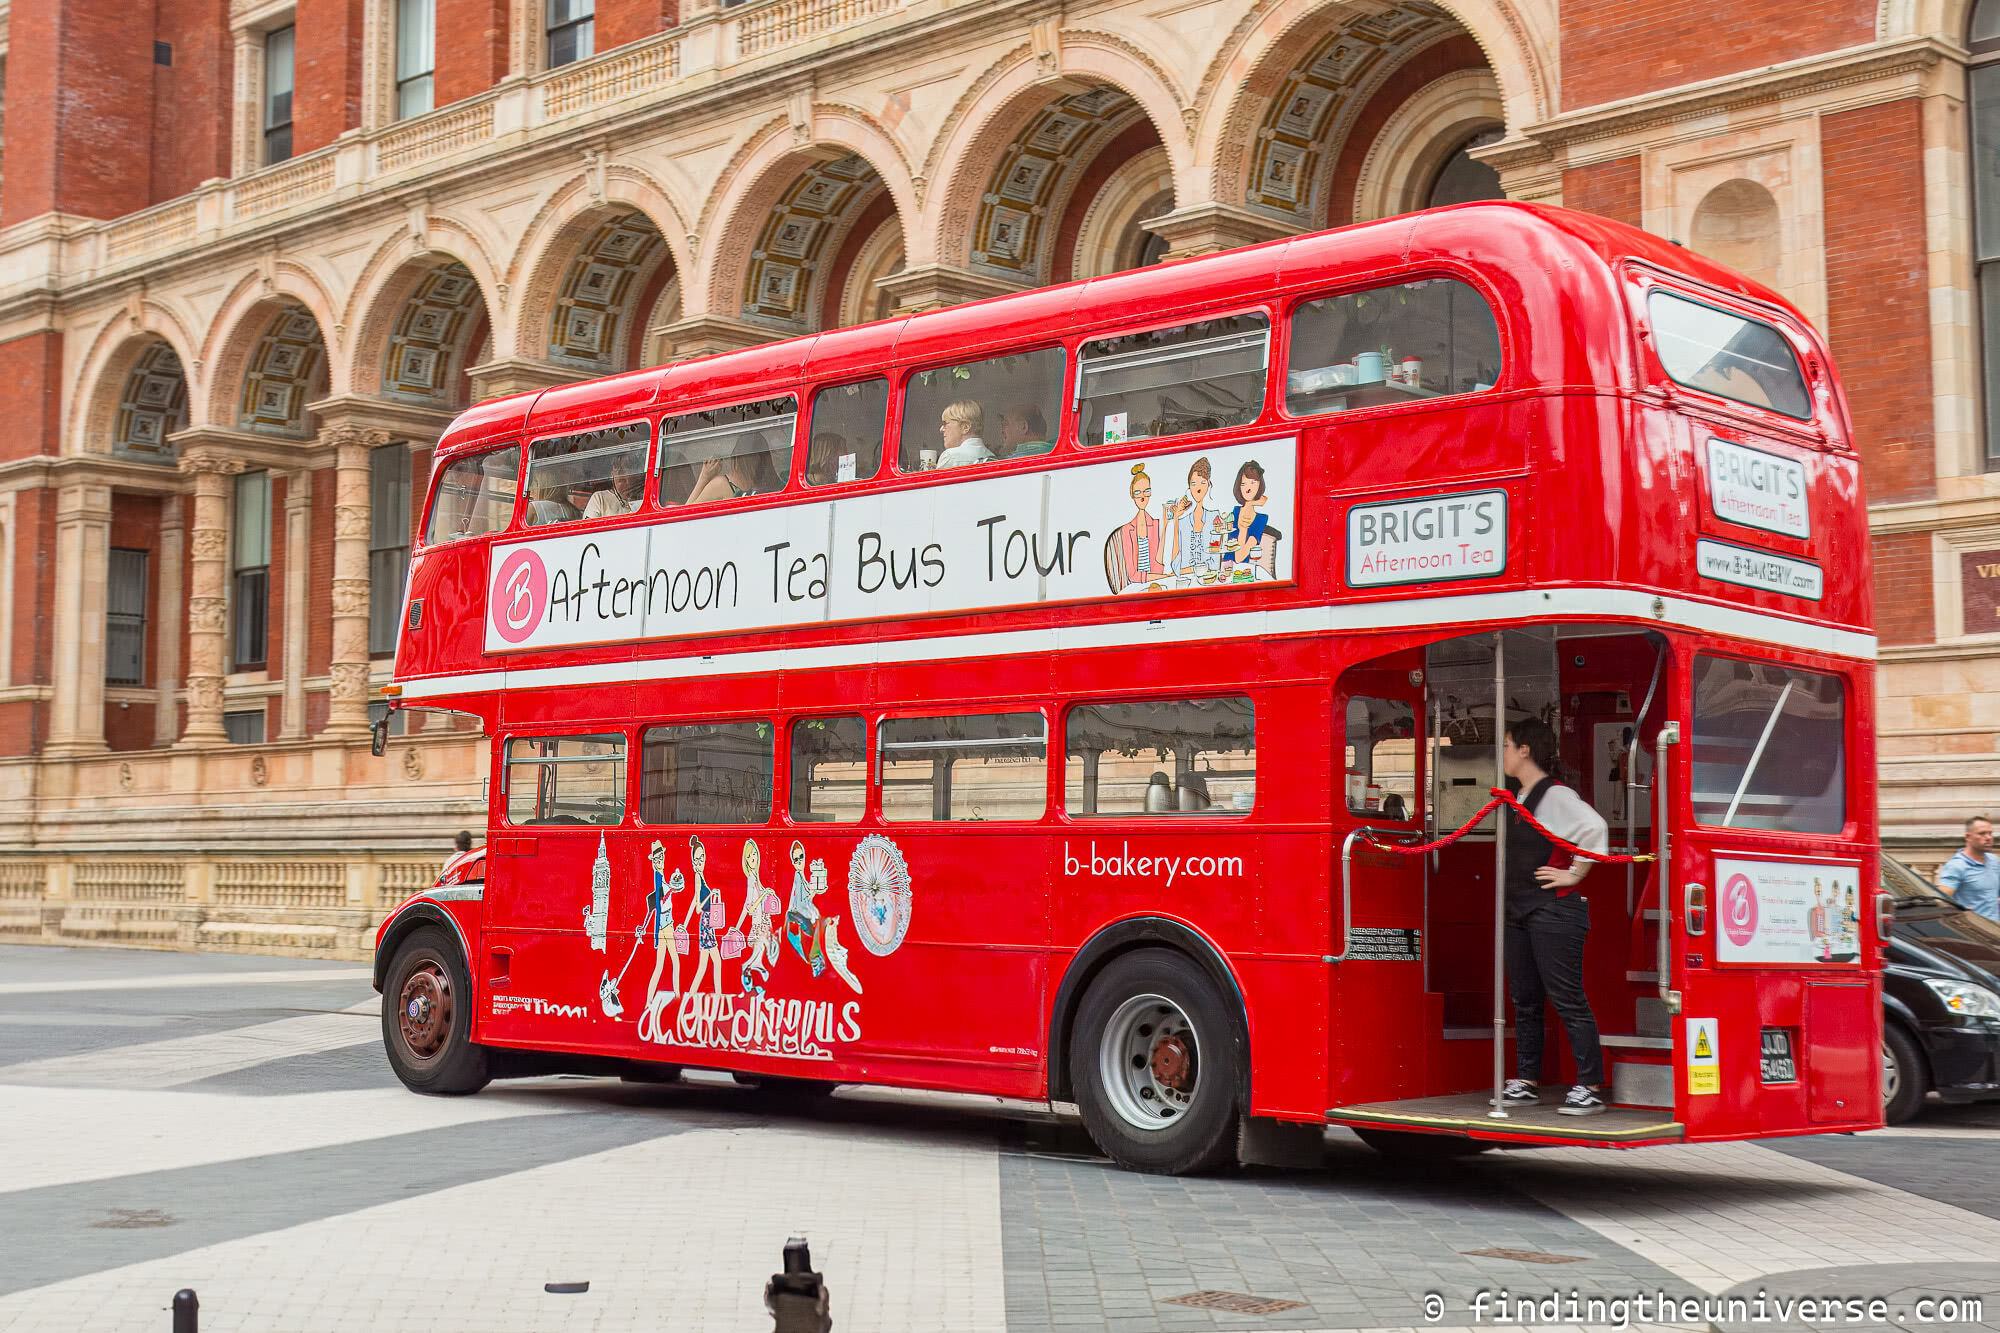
1495,717 -> 1611,1116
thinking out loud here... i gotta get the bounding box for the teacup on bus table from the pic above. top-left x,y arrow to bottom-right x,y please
919,448 -> 938,470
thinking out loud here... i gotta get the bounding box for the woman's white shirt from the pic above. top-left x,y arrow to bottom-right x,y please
936,436 -> 994,469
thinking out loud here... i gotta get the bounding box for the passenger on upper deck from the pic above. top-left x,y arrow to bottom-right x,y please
806,432 -> 847,486
583,456 -> 645,519
934,400 -> 994,469
686,433 -> 778,504
998,404 -> 1053,458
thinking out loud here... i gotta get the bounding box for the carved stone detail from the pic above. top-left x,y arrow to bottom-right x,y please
401,747 -> 425,780
178,452 -> 249,477
330,579 -> 372,617
333,504 -> 370,541
189,529 -> 229,561
188,597 -> 228,635
185,676 -> 225,714
328,662 -> 371,704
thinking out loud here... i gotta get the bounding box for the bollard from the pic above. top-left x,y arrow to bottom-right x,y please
764,1236 -> 831,1333
171,1289 -> 198,1333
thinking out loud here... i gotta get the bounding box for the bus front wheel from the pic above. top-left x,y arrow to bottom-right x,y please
382,927 -> 490,1096
1071,950 -> 1241,1175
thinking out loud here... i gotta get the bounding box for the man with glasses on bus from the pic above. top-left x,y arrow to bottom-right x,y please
1939,816 -> 2000,924
1497,718 -> 1611,1116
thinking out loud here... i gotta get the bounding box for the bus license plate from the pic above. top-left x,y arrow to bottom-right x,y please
1760,1028 -> 1797,1083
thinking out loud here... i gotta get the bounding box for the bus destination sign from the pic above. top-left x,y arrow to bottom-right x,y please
485,439 -> 1297,651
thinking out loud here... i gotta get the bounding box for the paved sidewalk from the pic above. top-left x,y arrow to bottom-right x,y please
3,946 -> 1997,1333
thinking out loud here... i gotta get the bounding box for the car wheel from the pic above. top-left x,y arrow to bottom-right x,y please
1882,1022 -> 1928,1125
381,927 -> 490,1096
1071,949 -> 1242,1175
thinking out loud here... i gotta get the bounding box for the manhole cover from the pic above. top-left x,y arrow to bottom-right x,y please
90,1208 -> 176,1230
1163,1290 -> 1308,1314
1462,1247 -> 1588,1265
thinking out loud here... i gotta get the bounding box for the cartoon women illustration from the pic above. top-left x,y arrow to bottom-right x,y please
1115,464 -> 1163,587
634,840 -> 685,1041
1835,884 -> 1861,962
1809,880 -> 1829,963
734,840 -> 782,996
1164,457 -> 1217,576
680,835 -> 727,997
1221,459 -> 1269,574
823,916 -> 862,995
786,841 -> 828,977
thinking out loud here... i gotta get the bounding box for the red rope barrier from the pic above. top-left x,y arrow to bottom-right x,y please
1360,787 -> 1655,864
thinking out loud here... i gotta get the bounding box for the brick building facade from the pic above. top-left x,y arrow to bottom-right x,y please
0,0 -> 1982,953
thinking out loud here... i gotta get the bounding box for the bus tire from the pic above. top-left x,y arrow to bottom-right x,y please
1353,1128 -> 1492,1160
1882,1021 -> 1927,1125
1071,949 -> 1242,1175
381,926 -> 490,1096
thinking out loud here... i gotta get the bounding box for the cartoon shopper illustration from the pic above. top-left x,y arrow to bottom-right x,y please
1834,883 -> 1861,962
634,840 -> 685,1042
1164,457 -> 1218,576
735,840 -> 782,996
681,835 -> 728,998
1113,463 -> 1164,589
786,840 -> 828,977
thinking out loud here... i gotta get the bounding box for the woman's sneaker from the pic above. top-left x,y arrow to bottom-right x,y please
1491,1079 -> 1540,1106
1557,1084 -> 1607,1116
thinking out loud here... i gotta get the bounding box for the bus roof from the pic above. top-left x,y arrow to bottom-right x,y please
441,202 -> 1820,458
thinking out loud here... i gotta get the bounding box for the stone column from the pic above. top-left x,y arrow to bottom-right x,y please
43,482 -> 114,757
280,470 -> 312,740
327,425 -> 387,739
178,451 -> 245,748
1137,203 -> 1296,263
152,501 -> 185,747
875,265 -> 1026,317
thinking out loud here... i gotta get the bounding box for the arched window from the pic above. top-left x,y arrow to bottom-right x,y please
1971,0 -> 2000,463
1426,127 -> 1505,208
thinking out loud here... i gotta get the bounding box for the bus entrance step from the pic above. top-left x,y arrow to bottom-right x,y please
1325,1093 -> 1684,1145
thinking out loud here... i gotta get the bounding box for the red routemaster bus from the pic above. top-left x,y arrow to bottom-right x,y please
373,201 -> 1881,1173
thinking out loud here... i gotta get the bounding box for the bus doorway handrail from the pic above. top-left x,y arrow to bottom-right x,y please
1333,826 -> 1420,963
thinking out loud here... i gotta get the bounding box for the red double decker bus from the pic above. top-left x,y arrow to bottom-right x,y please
375,202 -> 1881,1172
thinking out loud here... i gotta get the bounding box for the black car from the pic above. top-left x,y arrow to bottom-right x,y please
1881,856 -> 2000,1122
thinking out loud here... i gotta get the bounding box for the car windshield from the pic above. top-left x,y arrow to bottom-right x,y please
1883,855 -> 1952,905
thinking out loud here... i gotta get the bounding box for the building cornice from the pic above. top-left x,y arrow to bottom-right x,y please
1503,36 -> 1960,170
0,454 -> 191,495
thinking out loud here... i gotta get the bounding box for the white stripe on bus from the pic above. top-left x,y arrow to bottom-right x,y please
396,586 -> 1876,701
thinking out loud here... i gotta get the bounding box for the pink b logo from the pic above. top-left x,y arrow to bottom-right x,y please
492,548 -> 548,645
1721,872 -> 1758,947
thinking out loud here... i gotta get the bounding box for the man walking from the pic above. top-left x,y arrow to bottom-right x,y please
1938,816 -> 2000,923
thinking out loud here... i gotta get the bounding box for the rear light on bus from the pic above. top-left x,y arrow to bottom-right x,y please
1876,891 -> 1894,946
1684,882 -> 1708,936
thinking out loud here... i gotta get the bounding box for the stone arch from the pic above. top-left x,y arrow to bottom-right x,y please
1690,178 -> 1784,293
201,269 -> 339,430
925,58 -> 1187,268
830,207 -> 906,328
1197,0 -> 1547,213
507,167 -> 695,368
348,249 -> 497,406
70,301 -> 202,460
1352,68 -> 1504,220
696,109 -> 917,328
233,302 -> 331,438
1069,145 -> 1175,280
1878,0 -> 1976,40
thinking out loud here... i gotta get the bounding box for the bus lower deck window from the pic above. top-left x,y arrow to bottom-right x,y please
1064,697 -> 1255,816
1647,289 -> 1811,420
1344,696 -> 1416,820
641,722 -> 773,824
880,712 -> 1047,822
790,716 -> 866,822
1078,314 -> 1269,446
504,734 -> 626,826
1690,657 -> 1844,832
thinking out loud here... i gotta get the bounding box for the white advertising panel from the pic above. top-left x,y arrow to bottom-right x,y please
1695,539 -> 1824,601
1345,489 -> 1506,588
1715,857 -> 1863,966
1705,437 -> 1809,539
486,440 -> 1296,651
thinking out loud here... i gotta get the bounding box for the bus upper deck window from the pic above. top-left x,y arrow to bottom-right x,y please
1286,279 -> 1501,415
658,396 -> 797,506
1690,656 -> 1844,833
898,347 -> 1064,473
522,421 -> 651,527
807,379 -> 889,487
1648,290 -> 1811,420
424,445 -> 519,544
1078,314 -> 1268,446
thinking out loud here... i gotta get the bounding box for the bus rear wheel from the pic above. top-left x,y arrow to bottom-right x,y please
382,927 -> 490,1096
1071,950 -> 1241,1175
